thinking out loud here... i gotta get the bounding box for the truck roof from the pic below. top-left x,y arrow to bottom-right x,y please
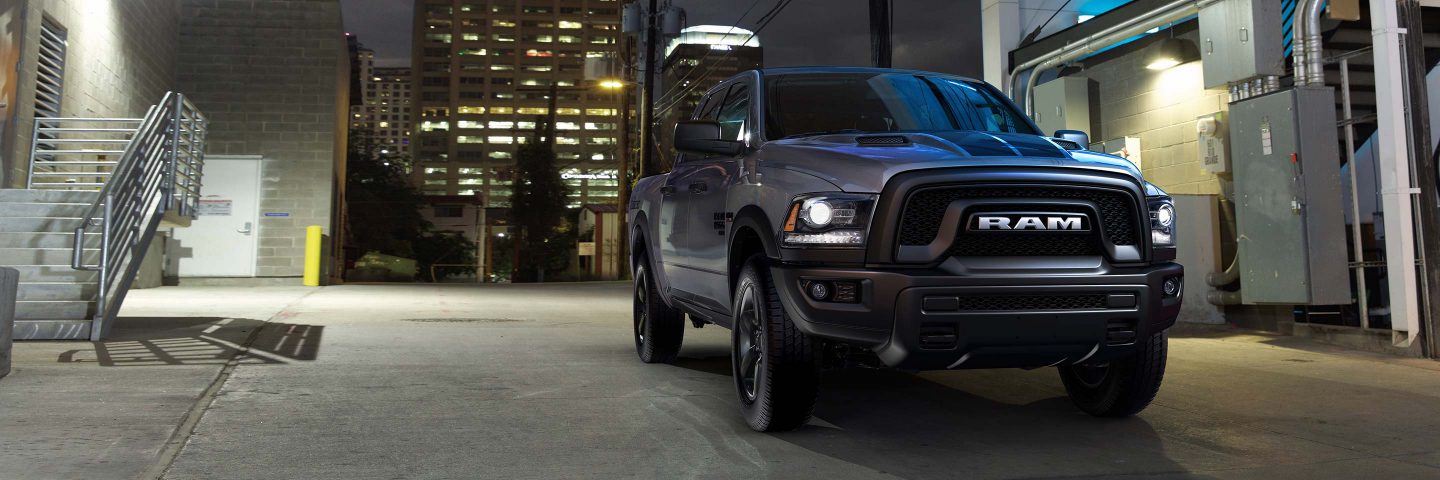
755,66 -> 983,84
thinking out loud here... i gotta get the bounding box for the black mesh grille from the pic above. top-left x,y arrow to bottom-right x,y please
955,294 -> 1108,311
856,135 -> 909,146
897,186 -> 1139,248
948,231 -> 1100,257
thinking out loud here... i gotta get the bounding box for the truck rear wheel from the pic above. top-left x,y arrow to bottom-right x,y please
732,255 -> 819,432
633,255 -> 683,363
1058,331 -> 1168,417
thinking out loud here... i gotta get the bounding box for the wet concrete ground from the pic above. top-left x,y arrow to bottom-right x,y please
4,282 -> 1439,479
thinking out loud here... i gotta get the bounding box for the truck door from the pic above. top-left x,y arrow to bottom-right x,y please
656,87 -> 726,301
684,81 -> 752,312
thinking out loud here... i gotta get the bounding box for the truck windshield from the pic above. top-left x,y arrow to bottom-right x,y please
763,72 -> 1038,139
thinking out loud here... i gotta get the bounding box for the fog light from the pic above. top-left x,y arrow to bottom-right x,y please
808,281 -> 831,301
1163,277 -> 1182,297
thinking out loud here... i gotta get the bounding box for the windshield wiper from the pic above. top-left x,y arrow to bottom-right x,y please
782,129 -> 867,139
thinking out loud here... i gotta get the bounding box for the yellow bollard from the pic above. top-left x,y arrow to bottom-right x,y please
303,225 -> 322,286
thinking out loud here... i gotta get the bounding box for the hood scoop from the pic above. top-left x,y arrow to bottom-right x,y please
930,131 -> 1069,158
855,135 -> 911,146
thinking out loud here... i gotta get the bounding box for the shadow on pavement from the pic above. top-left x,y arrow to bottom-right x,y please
56,317 -> 323,367
671,353 -> 1209,479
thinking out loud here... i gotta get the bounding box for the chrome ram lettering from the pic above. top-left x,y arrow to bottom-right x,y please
972,214 -> 1087,231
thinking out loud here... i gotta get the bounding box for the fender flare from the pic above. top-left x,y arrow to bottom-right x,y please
728,205 -> 779,263
628,211 -> 650,272
629,212 -> 680,309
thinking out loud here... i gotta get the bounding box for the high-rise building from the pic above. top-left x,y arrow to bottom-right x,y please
409,0 -> 625,209
656,26 -> 762,163
351,66 -> 414,157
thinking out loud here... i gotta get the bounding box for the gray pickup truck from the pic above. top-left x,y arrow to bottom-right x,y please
627,67 -> 1183,432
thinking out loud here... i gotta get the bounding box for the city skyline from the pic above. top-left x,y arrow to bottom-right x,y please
343,0 -> 984,78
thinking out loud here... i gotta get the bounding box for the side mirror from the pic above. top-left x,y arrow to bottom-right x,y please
1053,129 -> 1090,148
674,121 -> 744,157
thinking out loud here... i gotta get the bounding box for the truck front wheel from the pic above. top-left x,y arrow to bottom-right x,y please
1058,331 -> 1168,417
731,255 -> 819,432
633,255 -> 684,363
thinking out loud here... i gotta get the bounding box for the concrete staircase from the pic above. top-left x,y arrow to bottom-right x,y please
0,189 -> 102,340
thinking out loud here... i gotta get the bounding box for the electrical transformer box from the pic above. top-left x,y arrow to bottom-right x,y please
1199,0 -> 1284,89
1227,87 -> 1351,305
1031,77 -> 1095,137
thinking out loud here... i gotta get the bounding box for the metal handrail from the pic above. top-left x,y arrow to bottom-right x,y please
69,92 -> 208,340
26,117 -> 144,190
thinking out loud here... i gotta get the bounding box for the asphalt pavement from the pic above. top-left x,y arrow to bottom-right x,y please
3,282 -> 1440,479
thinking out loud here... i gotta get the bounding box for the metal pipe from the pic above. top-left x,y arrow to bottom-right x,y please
1340,58 -> 1370,329
1008,0 -> 1221,114
1293,0 -> 1312,85
1303,0 -> 1327,86
1206,289 -> 1242,306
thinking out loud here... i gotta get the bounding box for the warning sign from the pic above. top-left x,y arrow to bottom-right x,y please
197,198 -> 232,216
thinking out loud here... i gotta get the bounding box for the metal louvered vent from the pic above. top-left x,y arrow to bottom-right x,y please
34,19 -> 67,119
897,186 -> 1139,249
955,294 -> 1108,311
856,135 -> 909,146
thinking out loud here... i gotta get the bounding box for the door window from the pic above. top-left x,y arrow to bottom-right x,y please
715,84 -> 750,141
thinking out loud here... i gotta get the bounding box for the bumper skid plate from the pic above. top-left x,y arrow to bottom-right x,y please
771,262 -> 1183,370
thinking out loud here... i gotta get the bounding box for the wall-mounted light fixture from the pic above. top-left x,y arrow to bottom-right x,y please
1144,37 -> 1198,71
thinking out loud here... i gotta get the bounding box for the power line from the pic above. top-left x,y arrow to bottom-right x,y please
649,0 -> 767,109
652,0 -> 793,118
656,0 -> 792,112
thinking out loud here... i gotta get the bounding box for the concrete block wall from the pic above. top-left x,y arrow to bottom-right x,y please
177,0 -> 348,277
0,0 -> 180,187
1053,22 -> 1231,325
1064,25 -> 1227,195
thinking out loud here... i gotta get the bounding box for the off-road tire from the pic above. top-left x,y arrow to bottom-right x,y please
1058,331 -> 1168,417
731,254 -> 820,432
633,254 -> 684,363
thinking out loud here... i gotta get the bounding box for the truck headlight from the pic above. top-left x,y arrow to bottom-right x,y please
1149,198 -> 1175,246
783,193 -> 877,248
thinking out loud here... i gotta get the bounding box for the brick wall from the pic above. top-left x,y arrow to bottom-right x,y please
177,0 -> 348,277
1057,24 -> 1227,195
1,0 -> 179,187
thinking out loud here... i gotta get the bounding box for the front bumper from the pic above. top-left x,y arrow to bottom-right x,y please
771,261 -> 1183,370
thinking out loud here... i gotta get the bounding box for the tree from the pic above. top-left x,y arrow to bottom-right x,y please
344,127 -> 475,281
509,122 -> 572,282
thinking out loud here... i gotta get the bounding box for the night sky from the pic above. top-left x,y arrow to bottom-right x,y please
341,0 -> 984,77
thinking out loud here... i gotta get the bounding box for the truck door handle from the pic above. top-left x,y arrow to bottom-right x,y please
660,185 -> 675,195
689,181 -> 708,194
238,221 -> 253,235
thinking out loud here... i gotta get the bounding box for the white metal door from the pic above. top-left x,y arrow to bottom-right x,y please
173,156 -> 261,276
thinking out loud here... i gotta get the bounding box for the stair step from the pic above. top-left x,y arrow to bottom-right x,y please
16,282 -> 97,301
28,182 -> 106,189
0,189 -> 100,203
0,232 -> 101,248
0,217 -> 86,232
11,265 -> 99,282
0,248 -> 100,266
15,300 -> 91,320
13,319 -> 93,340
0,202 -> 91,217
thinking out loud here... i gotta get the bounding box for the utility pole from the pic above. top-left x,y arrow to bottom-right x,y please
869,0 -> 892,68
1401,0 -> 1439,357
638,0 -> 659,178
615,38 -> 634,279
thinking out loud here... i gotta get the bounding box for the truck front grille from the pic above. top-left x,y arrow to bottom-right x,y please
897,185 -> 1140,256
954,293 -> 1108,311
